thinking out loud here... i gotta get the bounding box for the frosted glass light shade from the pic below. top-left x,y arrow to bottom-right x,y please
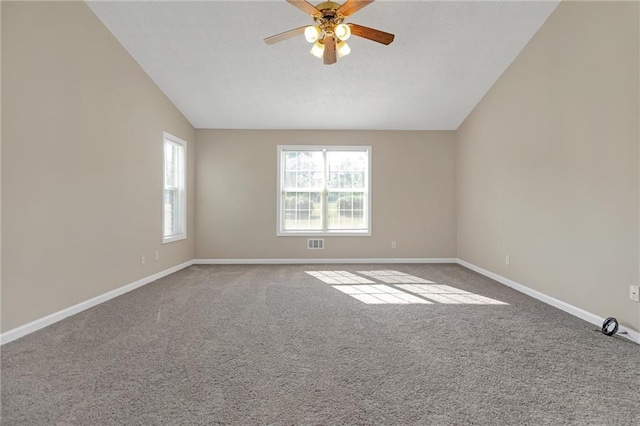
310,40 -> 325,59
304,26 -> 321,43
337,41 -> 351,58
335,24 -> 351,41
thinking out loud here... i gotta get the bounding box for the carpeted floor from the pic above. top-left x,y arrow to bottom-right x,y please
2,264 -> 639,425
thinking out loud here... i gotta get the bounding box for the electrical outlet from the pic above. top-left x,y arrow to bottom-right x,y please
505,255 -> 510,266
391,241 -> 397,249
140,255 -> 145,265
154,251 -> 160,262
630,285 -> 639,302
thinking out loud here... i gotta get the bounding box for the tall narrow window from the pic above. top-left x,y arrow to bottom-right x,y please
163,132 -> 187,243
277,146 -> 371,236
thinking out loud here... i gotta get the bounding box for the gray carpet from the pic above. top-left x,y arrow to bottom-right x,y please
2,264 -> 639,425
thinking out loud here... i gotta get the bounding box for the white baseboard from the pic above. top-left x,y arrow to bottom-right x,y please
193,258 -> 458,265
0,260 -> 194,345
456,259 -> 640,344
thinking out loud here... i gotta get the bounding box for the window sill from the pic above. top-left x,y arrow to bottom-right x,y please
277,230 -> 371,237
162,234 -> 187,244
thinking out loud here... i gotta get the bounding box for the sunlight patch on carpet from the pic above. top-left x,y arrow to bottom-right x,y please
396,284 -> 508,305
356,270 -> 434,284
306,270 -> 508,305
332,284 -> 432,304
305,271 -> 375,284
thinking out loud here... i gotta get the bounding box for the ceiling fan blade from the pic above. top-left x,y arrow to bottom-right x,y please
323,35 -> 337,65
264,26 -> 307,45
286,0 -> 320,16
347,23 -> 395,45
337,0 -> 374,17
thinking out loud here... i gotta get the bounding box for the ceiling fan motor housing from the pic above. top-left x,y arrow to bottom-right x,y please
316,2 -> 342,15
314,1 -> 345,34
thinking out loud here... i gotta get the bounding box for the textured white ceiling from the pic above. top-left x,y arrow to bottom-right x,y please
87,0 -> 559,130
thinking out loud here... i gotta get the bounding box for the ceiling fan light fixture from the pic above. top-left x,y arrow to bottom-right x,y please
337,40 -> 351,58
304,25 -> 321,43
335,24 -> 351,41
264,0 -> 395,65
310,40 -> 325,59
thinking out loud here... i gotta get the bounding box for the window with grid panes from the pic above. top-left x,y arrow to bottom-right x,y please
277,146 -> 371,236
163,133 -> 186,243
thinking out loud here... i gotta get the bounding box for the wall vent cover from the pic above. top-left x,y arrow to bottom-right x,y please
308,239 -> 324,249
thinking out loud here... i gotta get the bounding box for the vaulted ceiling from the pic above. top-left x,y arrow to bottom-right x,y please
88,0 -> 559,130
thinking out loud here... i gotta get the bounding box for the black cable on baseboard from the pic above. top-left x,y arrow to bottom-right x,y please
594,317 -> 634,343
602,317 -> 619,336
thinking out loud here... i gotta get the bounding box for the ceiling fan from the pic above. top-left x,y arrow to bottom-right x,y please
264,0 -> 395,65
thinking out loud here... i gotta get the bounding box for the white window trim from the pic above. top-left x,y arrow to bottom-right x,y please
276,145 -> 372,237
162,132 -> 187,244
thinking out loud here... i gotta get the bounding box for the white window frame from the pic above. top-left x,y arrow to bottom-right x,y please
277,145 -> 372,237
162,132 -> 187,244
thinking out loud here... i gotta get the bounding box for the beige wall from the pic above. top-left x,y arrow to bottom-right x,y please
1,1 -> 196,332
195,130 -> 456,260
457,1 -> 640,331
